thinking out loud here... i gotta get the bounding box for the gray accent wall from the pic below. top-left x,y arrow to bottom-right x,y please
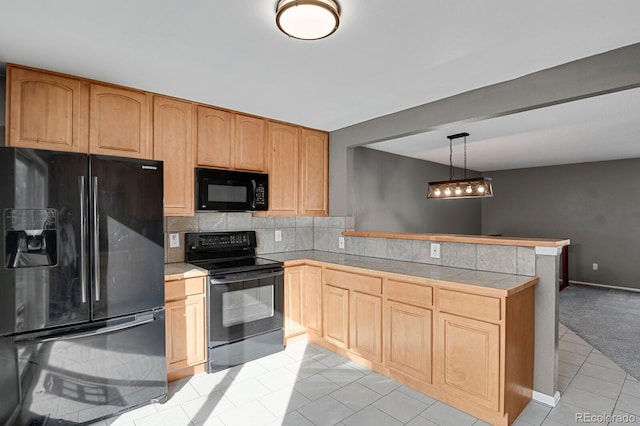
329,43 -> 640,217
481,158 -> 640,290
353,147 -> 481,234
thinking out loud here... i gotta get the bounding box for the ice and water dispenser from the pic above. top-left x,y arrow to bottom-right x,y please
4,209 -> 57,269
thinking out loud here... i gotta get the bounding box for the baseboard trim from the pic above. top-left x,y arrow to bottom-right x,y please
569,280 -> 640,293
532,390 -> 561,407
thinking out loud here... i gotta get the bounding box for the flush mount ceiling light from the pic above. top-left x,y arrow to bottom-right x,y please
276,0 -> 340,40
427,132 -> 493,199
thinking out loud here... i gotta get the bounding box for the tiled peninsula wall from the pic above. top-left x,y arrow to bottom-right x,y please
342,236 -> 537,276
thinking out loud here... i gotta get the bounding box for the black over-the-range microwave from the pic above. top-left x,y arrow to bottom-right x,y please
196,168 -> 268,211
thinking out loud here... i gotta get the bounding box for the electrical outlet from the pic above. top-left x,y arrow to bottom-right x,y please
430,243 -> 441,259
275,229 -> 282,242
593,263 -> 598,271
169,233 -> 180,248
338,236 -> 345,249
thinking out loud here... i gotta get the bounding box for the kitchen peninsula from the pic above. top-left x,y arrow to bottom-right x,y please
260,249 -> 535,425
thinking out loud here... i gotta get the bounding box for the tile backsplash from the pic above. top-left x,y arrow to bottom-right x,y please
164,213 -> 354,263
164,214 -> 537,277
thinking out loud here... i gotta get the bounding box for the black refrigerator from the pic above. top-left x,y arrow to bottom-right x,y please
0,147 -> 167,425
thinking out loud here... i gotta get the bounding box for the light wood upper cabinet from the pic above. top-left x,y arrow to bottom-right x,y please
197,106 -> 234,169
153,96 -> 195,216
7,65 -> 88,152
89,84 -> 152,158
235,114 -> 266,172
265,123 -> 329,216
300,128 -> 329,215
267,122 -> 299,215
196,107 -> 266,172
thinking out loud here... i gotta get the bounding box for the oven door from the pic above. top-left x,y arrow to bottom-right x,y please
207,268 -> 283,347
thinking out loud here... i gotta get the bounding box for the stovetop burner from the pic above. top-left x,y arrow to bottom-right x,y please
185,231 -> 282,276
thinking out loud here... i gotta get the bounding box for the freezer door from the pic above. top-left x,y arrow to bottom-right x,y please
90,155 -> 164,320
0,148 -> 90,336
1,310 -> 167,425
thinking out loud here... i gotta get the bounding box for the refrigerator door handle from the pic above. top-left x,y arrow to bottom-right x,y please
15,312 -> 156,344
79,176 -> 87,304
92,176 -> 101,302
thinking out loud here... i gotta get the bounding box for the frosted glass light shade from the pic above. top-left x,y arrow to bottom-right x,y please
276,0 -> 340,40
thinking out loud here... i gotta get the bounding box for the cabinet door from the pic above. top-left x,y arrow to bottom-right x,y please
385,301 -> 432,382
300,128 -> 328,216
235,114 -> 266,172
267,122 -> 299,215
438,313 -> 500,411
284,266 -> 306,338
323,285 -> 349,349
153,96 -> 195,216
166,295 -> 206,371
302,265 -> 323,336
350,291 -> 382,363
7,66 -> 88,152
197,106 -> 234,168
89,84 -> 152,158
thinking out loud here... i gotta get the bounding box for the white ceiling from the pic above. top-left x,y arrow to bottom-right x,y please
367,88 -> 640,171
1,1 -> 640,169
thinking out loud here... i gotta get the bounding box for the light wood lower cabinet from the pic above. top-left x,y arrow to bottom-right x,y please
438,312 -> 500,411
284,266 -> 305,338
385,300 -> 432,383
165,276 -> 206,382
284,264 -> 323,339
323,284 -> 349,349
350,291 -> 382,363
284,262 -> 536,426
302,265 -> 323,336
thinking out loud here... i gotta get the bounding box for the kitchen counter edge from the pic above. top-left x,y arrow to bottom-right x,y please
260,250 -> 537,296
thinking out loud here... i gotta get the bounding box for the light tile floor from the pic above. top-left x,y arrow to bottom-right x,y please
90,323 -> 640,426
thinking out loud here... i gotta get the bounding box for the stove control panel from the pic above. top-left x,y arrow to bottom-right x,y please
185,231 -> 257,252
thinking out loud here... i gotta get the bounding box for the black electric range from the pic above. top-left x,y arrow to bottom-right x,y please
184,231 -> 284,373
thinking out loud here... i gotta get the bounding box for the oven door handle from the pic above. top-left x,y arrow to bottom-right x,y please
209,269 -> 283,285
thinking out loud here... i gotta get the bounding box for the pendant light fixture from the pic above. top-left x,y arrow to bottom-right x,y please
276,0 -> 340,40
427,132 -> 493,199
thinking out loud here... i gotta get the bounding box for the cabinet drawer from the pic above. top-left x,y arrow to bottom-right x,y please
324,268 -> 382,295
386,279 -> 433,307
438,289 -> 501,322
165,277 -> 205,301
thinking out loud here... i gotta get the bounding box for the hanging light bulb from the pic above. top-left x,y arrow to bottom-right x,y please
477,185 -> 485,193
455,186 -> 462,195
465,184 -> 473,194
444,186 -> 451,196
434,187 -> 441,196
